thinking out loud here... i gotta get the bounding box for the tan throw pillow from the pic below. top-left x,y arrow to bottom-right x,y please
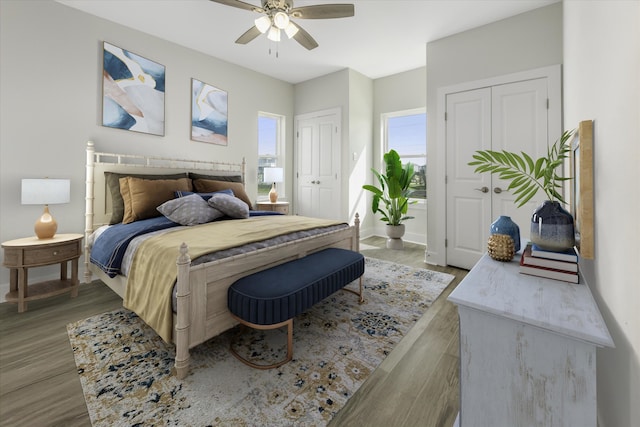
192,179 -> 252,210
105,172 -> 188,224
120,177 -> 193,224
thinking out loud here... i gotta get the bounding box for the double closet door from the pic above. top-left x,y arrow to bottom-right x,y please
445,78 -> 554,269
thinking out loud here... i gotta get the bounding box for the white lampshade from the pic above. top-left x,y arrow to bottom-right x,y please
284,22 -> 299,39
255,16 -> 271,34
264,167 -> 283,183
21,179 -> 70,205
267,26 -> 281,42
273,11 -> 290,30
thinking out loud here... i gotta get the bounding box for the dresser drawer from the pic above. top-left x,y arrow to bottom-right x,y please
22,242 -> 80,266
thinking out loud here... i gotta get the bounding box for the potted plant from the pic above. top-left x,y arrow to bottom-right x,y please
468,129 -> 576,251
363,149 -> 416,249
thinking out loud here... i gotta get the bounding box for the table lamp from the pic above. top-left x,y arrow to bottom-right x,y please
263,167 -> 283,203
21,178 -> 70,239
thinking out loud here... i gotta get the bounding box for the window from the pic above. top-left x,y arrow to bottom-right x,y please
258,112 -> 285,199
382,108 -> 427,200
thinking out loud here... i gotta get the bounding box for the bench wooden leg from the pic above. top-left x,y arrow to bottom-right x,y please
341,276 -> 365,303
229,314 -> 294,370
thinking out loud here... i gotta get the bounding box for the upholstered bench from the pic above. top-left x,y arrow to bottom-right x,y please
227,247 -> 365,369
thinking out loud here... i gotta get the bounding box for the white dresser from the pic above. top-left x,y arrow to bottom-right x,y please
448,253 -> 614,427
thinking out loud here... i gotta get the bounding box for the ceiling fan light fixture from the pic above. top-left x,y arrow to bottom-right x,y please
272,11 -> 290,29
254,15 -> 271,33
267,26 -> 281,42
284,22 -> 299,39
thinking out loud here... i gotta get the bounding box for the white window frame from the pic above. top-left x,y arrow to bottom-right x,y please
257,112 -> 285,201
381,107 -> 427,207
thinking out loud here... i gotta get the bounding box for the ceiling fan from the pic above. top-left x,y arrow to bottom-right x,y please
210,0 -> 355,50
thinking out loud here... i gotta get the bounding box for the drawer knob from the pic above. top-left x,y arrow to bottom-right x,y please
53,251 -> 58,256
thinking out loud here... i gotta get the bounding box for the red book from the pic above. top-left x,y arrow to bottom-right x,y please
521,244 -> 578,272
519,253 -> 579,283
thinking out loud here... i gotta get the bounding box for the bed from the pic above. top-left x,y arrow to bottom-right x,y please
83,141 -> 360,379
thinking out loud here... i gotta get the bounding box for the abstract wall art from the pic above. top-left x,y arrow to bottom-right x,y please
191,78 -> 228,145
102,42 -> 165,136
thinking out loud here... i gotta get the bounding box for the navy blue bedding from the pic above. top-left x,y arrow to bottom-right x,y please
91,211 -> 282,277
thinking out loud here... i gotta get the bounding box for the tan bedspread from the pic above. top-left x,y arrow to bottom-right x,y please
124,215 -> 345,342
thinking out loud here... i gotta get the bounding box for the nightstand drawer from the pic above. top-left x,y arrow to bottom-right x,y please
22,242 -> 80,266
256,202 -> 290,215
274,205 -> 289,214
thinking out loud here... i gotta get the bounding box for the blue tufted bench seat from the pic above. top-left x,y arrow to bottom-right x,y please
227,247 -> 365,369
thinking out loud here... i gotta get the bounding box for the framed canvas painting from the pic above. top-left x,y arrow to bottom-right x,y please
571,120 -> 594,259
102,42 -> 165,136
191,78 -> 228,145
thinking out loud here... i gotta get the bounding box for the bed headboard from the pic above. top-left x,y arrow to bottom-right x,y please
85,140 -> 246,232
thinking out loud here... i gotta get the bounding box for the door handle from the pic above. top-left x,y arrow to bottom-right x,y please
316,181 -> 320,184
474,186 -> 489,193
311,180 -> 317,184
494,187 -> 503,194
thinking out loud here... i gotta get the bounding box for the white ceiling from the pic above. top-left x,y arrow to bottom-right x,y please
57,0 -> 559,84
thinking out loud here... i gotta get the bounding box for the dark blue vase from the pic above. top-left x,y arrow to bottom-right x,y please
530,200 -> 575,251
490,215 -> 521,252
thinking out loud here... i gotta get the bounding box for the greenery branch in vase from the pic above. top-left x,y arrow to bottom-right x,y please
468,129 -> 576,252
363,149 -> 416,249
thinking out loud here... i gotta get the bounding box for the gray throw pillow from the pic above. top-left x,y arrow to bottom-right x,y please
157,194 -> 224,226
208,193 -> 250,219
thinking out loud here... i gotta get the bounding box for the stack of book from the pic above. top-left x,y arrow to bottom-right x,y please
519,243 -> 579,283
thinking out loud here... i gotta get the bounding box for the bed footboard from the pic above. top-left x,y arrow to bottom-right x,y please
172,214 -> 360,379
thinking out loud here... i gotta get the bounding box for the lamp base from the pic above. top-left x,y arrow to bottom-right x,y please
34,205 -> 57,239
269,183 -> 278,203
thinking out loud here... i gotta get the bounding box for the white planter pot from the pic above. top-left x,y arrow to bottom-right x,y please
385,224 -> 405,249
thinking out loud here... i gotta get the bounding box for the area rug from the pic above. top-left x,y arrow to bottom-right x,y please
67,258 -> 454,426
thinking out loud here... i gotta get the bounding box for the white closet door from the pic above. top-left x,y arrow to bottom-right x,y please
445,88 -> 492,270
295,110 -> 341,220
446,79 -> 550,269
491,78 -> 549,241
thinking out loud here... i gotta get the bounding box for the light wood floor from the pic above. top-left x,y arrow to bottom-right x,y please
0,236 -> 466,427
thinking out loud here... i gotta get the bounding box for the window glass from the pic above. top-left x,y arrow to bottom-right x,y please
383,110 -> 427,200
258,113 -> 284,199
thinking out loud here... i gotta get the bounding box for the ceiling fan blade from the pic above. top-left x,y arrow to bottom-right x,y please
209,0 -> 263,13
290,4 -> 354,19
291,23 -> 318,50
235,26 -> 262,44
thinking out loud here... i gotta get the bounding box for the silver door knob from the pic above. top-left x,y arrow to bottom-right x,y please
316,181 -> 320,184
311,180 -> 317,184
494,187 -> 503,194
475,186 -> 489,193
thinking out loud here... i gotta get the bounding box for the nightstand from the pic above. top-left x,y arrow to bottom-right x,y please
2,233 -> 83,312
256,201 -> 290,215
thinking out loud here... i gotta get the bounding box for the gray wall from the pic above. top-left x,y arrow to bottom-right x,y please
371,67 -> 427,243
564,2 -> 639,426
0,0 -> 294,285
425,2 -> 563,263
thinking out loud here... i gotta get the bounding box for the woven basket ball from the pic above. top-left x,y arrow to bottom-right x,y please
487,233 -> 515,261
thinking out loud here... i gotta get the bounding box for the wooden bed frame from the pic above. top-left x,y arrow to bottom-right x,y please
83,141 -> 360,378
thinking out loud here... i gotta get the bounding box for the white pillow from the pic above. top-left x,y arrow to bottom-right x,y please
208,193 -> 250,219
157,194 -> 224,225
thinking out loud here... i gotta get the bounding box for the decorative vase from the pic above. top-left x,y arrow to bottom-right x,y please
530,200 -> 575,251
385,224 -> 405,250
487,234 -> 516,261
490,215 -> 521,252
